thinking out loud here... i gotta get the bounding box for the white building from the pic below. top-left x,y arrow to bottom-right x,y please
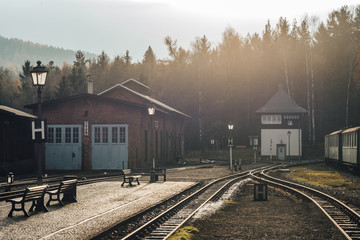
256,88 -> 307,160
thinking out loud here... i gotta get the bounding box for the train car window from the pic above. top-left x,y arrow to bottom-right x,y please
355,132 -> 358,147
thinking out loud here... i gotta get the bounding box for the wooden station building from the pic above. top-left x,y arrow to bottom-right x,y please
26,79 -> 190,171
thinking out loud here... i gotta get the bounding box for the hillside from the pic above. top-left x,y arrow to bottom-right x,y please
0,35 -> 96,71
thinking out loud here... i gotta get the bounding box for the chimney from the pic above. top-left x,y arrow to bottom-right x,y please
87,74 -> 93,94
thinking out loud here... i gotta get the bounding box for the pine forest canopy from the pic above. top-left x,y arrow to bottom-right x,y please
1,5 -> 360,150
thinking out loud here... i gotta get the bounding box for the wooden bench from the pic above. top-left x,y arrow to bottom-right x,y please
6,185 -> 48,217
132,168 -> 166,182
152,168 -> 166,182
46,179 -> 78,206
121,169 -> 141,187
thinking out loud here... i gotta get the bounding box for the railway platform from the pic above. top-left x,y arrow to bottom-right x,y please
0,179 -> 196,240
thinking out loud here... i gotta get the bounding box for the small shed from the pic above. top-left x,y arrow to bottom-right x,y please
0,105 -> 36,174
256,88 -> 307,160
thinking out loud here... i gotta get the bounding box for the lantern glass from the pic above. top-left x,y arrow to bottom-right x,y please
253,137 -> 258,146
31,72 -> 47,86
30,61 -> 48,86
148,106 -> 155,115
228,122 -> 234,130
7,172 -> 14,184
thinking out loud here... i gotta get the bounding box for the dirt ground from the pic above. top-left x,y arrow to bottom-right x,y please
188,182 -> 347,240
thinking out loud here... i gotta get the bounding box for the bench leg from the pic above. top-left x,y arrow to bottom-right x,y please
135,178 -> 140,185
23,206 -> 30,217
46,193 -> 59,206
30,199 -> 48,213
129,177 -> 133,186
7,202 -> 15,218
7,201 -> 29,217
29,201 -> 35,212
62,193 -> 77,203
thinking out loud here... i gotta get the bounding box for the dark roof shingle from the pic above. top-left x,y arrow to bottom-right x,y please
256,88 -> 307,114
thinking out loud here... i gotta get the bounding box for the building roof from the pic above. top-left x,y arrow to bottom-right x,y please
24,94 -> 145,110
121,78 -> 150,90
256,88 -> 307,114
0,105 -> 37,119
25,79 -> 191,119
326,129 -> 343,136
98,79 -> 191,118
342,126 -> 360,134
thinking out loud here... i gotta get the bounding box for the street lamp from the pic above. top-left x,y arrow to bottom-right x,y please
31,61 -> 48,184
249,136 -> 259,163
148,105 -> 156,182
228,121 -> 234,171
287,130 -> 291,161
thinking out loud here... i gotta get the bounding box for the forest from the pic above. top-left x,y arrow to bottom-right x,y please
0,5 -> 360,150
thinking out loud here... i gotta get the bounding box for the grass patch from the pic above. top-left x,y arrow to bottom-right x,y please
224,200 -> 240,205
288,165 -> 360,190
168,225 -> 199,240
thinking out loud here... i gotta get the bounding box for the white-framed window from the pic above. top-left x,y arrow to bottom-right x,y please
284,115 -> 299,119
94,127 -> 101,143
120,127 -> 126,143
65,127 -> 72,143
48,128 -> 54,143
112,127 -> 118,143
56,128 -> 62,143
261,115 -> 282,124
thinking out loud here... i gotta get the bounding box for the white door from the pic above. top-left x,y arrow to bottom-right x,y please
46,125 -> 82,170
92,124 -> 128,169
277,145 -> 286,160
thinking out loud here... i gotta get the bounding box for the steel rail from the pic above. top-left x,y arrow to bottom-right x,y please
117,165 -> 274,240
252,169 -> 360,240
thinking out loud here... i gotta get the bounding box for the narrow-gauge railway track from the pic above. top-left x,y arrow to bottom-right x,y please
252,169 -> 360,240
93,165 -> 275,240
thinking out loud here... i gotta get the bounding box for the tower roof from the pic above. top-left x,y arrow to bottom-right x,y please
256,88 -> 307,114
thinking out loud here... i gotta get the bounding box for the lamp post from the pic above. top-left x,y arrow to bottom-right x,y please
228,121 -> 234,171
148,106 -> 156,182
31,61 -> 48,184
287,130 -> 291,161
249,136 -> 259,163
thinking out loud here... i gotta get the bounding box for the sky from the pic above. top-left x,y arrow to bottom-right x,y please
0,0 -> 359,62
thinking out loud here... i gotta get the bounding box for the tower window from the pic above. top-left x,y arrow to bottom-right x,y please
261,115 -> 282,124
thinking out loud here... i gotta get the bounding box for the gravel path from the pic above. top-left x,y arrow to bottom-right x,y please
189,183 -> 347,240
0,181 -> 195,240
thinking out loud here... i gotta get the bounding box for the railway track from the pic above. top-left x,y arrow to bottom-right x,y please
252,169 -> 360,240
93,165 -> 276,240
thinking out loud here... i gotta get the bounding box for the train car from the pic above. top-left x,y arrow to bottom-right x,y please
324,129 -> 343,165
341,127 -> 360,169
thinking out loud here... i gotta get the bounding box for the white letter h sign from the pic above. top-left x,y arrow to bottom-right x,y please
32,120 -> 45,141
